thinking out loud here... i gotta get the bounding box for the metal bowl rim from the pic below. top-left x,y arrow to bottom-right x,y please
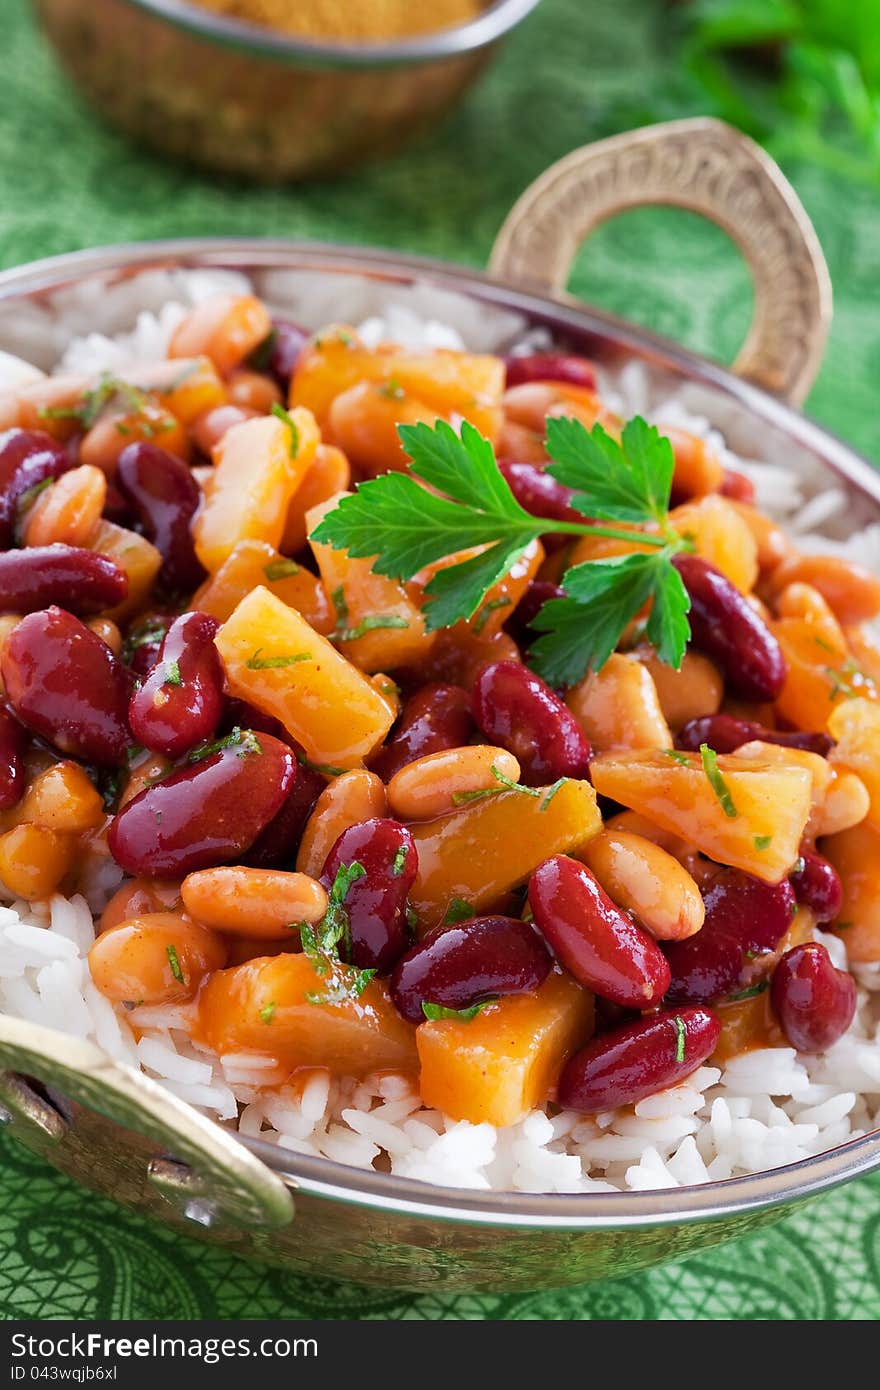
100,0 -> 544,66
1,234 -> 879,1229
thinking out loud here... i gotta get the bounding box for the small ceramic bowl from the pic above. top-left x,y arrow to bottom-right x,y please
32,0 -> 543,180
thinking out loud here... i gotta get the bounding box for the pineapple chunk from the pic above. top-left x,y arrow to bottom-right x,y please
417,968 -> 594,1127
590,749 -> 812,883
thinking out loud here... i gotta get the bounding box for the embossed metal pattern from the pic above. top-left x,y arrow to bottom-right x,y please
0,1015 -> 293,1231
490,118 -> 832,405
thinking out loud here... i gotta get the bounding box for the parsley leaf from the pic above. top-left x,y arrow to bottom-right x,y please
422,999 -> 494,1022
312,414 -> 690,676
546,415 -> 675,526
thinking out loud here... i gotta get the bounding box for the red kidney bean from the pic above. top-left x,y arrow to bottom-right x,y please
505,580 -> 567,649
0,706 -> 25,811
720,468 -> 756,504
123,612 -> 174,682
472,661 -> 591,785
504,352 -> 597,392
498,460 -> 584,527
2,606 -> 132,765
244,759 -> 325,868
390,915 -> 551,1023
558,1006 -> 721,1113
663,869 -> 796,1004
771,943 -> 856,1052
529,855 -> 670,1008
320,818 -> 417,973
369,683 -> 473,782
116,442 -> 205,594
261,317 -> 309,386
0,545 -> 127,615
672,553 -> 787,701
102,479 -> 134,527
128,612 -> 224,759
676,713 -> 833,757
790,850 -> 843,925
0,429 -> 73,547
109,730 -> 295,876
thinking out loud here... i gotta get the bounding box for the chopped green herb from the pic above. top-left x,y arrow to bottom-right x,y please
540,777 -> 568,811
335,614 -> 409,643
452,762 -> 542,806
422,999 -> 494,1022
306,967 -> 376,1007
835,921 -> 855,931
471,595 -> 512,636
115,421 -> 133,436
247,327 -> 278,373
700,743 -> 738,818
270,402 -> 300,458
259,1001 -> 276,1025
330,585 -> 348,629
391,845 -> 408,877
664,747 -> 690,766
187,726 -> 262,763
673,1014 -> 686,1063
246,648 -> 311,670
813,635 -> 837,654
727,980 -> 770,1003
375,676 -> 401,700
300,863 -> 373,1005
296,751 -> 346,778
405,904 -> 419,933
123,619 -> 169,662
754,834 -> 773,851
378,377 -> 405,400
166,945 -> 185,985
263,558 -> 301,581
311,415 -> 692,680
826,660 -> 870,701
443,897 -> 474,925
15,476 -> 53,519
163,659 -> 183,687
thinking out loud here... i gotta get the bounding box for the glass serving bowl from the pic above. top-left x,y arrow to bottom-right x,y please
0,120 -> 877,1294
31,0 -> 543,180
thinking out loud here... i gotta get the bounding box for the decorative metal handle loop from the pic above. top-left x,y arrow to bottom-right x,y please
490,118 -> 832,405
0,1013 -> 293,1230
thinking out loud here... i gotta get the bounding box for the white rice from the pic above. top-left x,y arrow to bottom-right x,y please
0,269 -> 878,1193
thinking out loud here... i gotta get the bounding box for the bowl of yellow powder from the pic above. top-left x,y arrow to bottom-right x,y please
33,0 -> 543,180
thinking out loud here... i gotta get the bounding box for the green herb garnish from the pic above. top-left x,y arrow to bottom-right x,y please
540,778 -> 568,810
330,585 -> 348,629
727,980 -> 770,1003
471,595 -> 512,636
15,476 -> 53,519
245,648 -> 311,670
391,845 -> 408,877
263,558 -> 301,581
311,415 -> 692,683
754,834 -> 773,851
422,999 -> 494,1022
378,377 -> 405,400
452,762 -> 542,807
163,659 -> 183,687
301,861 -> 372,1006
835,921 -> 855,931
187,726 -> 263,763
247,327 -> 278,372
664,748 -> 690,765
166,945 -> 185,985
335,614 -> 409,643
270,402 -> 300,458
673,1014 -> 687,1063
259,1001 -> 276,1025
700,743 -> 738,818
443,898 -> 474,925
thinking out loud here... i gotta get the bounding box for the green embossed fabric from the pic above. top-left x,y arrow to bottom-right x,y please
1,0 -> 880,1321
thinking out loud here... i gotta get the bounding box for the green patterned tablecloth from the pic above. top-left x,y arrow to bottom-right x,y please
1,0 -> 880,1322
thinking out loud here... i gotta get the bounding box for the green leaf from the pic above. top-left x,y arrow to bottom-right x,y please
545,416 -> 674,525
422,536 -> 530,631
700,743 -> 739,819
398,418 -> 529,521
645,554 -> 691,669
529,552 -> 659,685
166,945 -> 184,985
421,999 -> 494,1022
443,898 -> 474,925
673,1014 -> 687,1064
336,614 -> 410,643
270,402 -> 300,458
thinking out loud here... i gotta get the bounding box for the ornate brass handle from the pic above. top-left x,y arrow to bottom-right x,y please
0,1013 -> 293,1230
489,117 -> 832,406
